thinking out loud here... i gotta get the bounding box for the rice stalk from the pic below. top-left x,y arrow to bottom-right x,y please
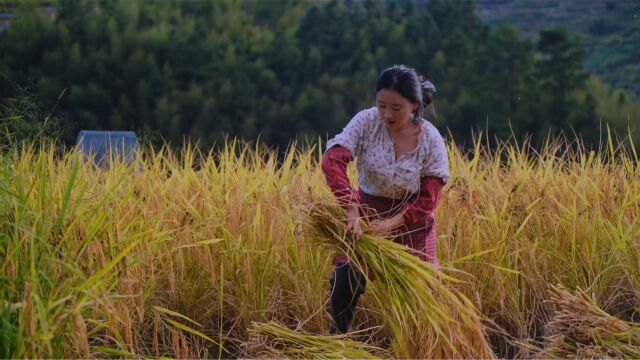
248,320 -> 386,359
306,201 -> 494,358
540,285 -> 640,358
3,135 -> 638,358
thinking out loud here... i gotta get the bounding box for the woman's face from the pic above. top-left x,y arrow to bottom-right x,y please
376,88 -> 418,131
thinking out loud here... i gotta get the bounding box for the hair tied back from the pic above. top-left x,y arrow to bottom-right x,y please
421,80 -> 436,94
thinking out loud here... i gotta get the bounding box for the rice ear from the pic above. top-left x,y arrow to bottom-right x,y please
539,285 -> 640,358
306,200 -> 495,358
248,321 -> 387,359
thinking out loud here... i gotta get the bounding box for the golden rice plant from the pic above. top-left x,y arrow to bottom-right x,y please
306,200 -> 495,359
248,320 -> 386,359
439,133 -> 640,356
1,131 -> 638,358
538,285 -> 640,358
0,140 -> 335,358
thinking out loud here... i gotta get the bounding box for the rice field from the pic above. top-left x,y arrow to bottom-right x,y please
1,135 -> 639,358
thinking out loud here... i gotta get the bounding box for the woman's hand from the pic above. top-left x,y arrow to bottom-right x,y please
368,214 -> 405,237
345,203 -> 363,243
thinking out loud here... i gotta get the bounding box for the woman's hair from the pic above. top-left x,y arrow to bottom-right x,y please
376,64 -> 436,123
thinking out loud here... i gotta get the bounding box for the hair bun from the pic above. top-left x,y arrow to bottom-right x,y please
421,80 -> 436,94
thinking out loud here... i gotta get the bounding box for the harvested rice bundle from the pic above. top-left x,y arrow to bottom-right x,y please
541,285 -> 640,359
248,321 -> 386,359
306,201 -> 494,359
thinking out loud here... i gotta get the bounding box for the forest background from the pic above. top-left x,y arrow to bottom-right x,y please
1,0 -> 639,151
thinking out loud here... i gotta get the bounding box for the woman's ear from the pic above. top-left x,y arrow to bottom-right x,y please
412,102 -> 419,112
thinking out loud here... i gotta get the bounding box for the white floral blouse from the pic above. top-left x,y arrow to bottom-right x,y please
325,107 -> 450,199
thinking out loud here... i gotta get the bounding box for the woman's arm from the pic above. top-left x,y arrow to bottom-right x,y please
401,176 -> 446,226
322,145 -> 363,241
321,145 -> 360,207
369,176 -> 445,235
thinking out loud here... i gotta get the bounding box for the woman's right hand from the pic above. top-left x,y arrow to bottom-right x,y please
345,203 -> 362,243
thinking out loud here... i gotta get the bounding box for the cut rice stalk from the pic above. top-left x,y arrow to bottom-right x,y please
540,285 -> 640,359
248,321 -> 387,359
306,201 -> 495,359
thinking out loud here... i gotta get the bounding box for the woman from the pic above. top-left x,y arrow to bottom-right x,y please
321,64 -> 450,334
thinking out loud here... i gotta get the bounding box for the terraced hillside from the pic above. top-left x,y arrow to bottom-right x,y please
475,0 -> 640,97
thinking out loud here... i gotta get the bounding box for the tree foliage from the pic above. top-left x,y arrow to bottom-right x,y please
0,0 -> 634,150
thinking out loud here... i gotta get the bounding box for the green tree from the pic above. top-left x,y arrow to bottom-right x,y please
0,0 -> 629,152
536,28 -> 588,131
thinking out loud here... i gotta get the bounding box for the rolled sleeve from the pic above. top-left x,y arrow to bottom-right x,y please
321,145 -> 361,207
401,176 -> 445,226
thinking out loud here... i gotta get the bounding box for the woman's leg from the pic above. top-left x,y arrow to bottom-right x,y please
328,262 -> 366,333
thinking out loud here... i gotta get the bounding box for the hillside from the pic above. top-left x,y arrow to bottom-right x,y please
475,0 -> 640,97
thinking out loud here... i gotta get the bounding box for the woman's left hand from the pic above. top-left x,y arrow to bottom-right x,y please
368,219 -> 392,236
368,214 -> 404,236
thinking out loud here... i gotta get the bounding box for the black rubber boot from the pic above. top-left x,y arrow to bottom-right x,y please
329,263 -> 366,334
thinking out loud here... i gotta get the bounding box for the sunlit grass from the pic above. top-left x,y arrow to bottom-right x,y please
0,134 -> 638,358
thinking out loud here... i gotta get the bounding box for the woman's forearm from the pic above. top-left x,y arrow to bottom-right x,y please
321,145 -> 360,206
401,177 -> 445,226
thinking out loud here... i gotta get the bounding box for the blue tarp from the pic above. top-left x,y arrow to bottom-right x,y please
75,130 -> 140,167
